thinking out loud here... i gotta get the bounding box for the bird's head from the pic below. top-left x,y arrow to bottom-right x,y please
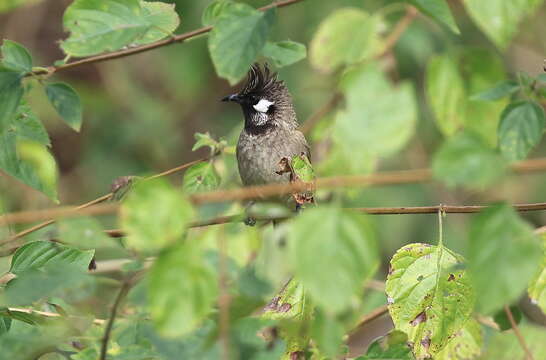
222,63 -> 297,132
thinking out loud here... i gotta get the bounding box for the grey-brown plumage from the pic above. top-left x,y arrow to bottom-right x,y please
222,64 -> 310,197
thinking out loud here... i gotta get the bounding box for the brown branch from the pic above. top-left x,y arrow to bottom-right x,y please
100,280 -> 132,360
29,0 -> 306,77
504,305 -> 534,360
4,156 -> 546,242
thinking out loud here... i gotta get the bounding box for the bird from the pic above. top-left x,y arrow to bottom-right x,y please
222,63 -> 312,210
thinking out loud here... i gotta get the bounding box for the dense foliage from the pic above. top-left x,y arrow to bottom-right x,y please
1,0 -> 546,359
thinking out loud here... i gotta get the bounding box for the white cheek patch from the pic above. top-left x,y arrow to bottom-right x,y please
253,99 -> 275,113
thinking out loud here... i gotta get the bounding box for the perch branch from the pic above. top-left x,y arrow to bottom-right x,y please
3,157 -> 546,244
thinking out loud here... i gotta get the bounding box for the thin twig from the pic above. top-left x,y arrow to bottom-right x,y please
99,280 -> 132,360
504,305 -> 534,360
146,155 -> 216,180
28,0 -> 306,77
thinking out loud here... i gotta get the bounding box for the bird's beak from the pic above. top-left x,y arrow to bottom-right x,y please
221,94 -> 242,103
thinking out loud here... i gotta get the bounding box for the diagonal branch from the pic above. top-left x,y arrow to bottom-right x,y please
29,0 -> 306,77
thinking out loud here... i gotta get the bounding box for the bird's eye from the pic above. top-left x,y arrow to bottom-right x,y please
253,98 -> 275,113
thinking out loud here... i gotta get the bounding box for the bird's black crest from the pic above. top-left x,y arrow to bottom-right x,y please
241,63 -> 284,95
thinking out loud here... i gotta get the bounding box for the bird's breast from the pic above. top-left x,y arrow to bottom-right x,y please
236,129 -> 306,187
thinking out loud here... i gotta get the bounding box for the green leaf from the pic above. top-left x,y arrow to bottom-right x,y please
409,0 -> 459,33
435,318 -> 482,360
58,217 -> 111,249
463,0 -> 544,49
493,306 -> 522,331
359,330 -> 413,360
120,178 -> 194,252
0,131 -> 58,201
133,1 -> 180,46
182,162 -> 221,194
61,0 -> 180,57
3,265 -> 88,306
432,132 -> 507,189
287,206 -> 379,313
309,8 -> 382,73
191,132 -> 226,153
426,54 -> 466,136
468,203 -> 542,314
262,41 -> 306,68
1,40 -> 32,73
498,100 -> 546,161
528,234 -> 546,315
0,308 -> 42,325
45,82 -> 82,131
10,103 -> 50,146
310,309 -> 344,358
470,80 -> 520,101
10,241 -> 94,274
386,243 -> 475,359
291,153 -> 314,183
459,48 -> 508,146
208,3 -> 275,84
536,73 -> 546,83
148,241 -> 217,337
0,67 -> 24,132
0,316 -> 11,336
202,0 -> 233,26
334,63 -> 416,161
